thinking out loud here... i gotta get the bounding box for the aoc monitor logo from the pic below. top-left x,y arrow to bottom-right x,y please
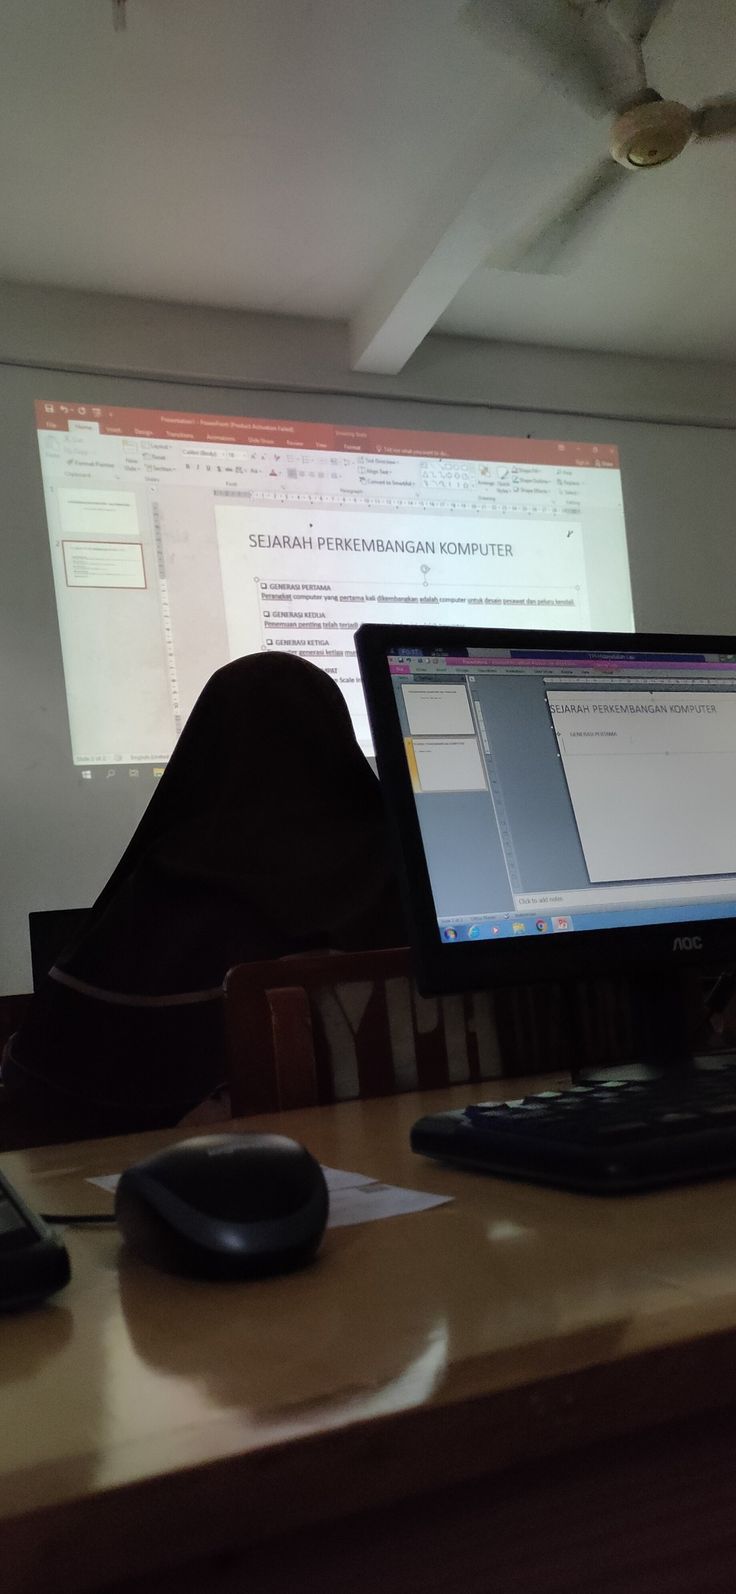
672,935 -> 703,952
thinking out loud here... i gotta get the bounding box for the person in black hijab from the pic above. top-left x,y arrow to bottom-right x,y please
1,653 -> 404,1145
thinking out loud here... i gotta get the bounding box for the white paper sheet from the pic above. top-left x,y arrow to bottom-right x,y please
324,1179 -> 451,1228
87,1165 -> 452,1228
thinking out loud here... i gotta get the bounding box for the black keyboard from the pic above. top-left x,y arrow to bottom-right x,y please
411,1062 -> 736,1192
0,1168 -> 71,1310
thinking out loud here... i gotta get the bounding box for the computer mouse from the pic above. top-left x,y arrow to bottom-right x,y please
115,1132 -> 329,1280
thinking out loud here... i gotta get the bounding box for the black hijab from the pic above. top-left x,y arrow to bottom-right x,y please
56,652 -> 404,994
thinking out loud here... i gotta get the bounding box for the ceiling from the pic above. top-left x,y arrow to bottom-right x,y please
1,0 -> 735,371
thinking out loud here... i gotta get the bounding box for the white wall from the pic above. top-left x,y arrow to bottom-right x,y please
2,280 -> 736,425
1,281 -> 735,993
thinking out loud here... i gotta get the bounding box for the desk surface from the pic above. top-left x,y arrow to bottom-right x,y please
5,1076 -> 736,1593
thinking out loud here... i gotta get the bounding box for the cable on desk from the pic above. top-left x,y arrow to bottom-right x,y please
41,1212 -> 117,1226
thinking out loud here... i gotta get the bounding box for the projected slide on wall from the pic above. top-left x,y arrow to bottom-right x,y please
35,401 -> 633,770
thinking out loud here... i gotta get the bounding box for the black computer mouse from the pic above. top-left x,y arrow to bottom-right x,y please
115,1133 -> 329,1280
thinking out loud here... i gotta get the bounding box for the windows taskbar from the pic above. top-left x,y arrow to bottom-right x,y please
75,763 -> 168,781
439,900 -> 736,941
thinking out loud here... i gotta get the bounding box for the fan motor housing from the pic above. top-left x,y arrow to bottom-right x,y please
610,100 -> 693,168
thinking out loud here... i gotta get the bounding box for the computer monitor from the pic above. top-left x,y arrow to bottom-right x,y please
356,625 -> 736,1071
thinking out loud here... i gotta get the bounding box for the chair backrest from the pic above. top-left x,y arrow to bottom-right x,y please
223,948 -> 583,1117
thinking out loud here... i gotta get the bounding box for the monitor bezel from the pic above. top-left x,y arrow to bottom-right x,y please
356,623 -> 736,996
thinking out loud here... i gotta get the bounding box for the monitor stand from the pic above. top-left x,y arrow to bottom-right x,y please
572,969 -> 730,1085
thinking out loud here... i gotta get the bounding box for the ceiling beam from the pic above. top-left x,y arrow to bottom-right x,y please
349,88 -> 605,375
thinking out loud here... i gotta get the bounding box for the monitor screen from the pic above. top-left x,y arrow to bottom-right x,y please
356,625 -> 736,994
34,402 -> 632,775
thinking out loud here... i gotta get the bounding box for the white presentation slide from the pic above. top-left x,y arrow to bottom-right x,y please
57,487 -> 140,539
412,736 -> 487,793
549,690 -> 736,882
62,541 -> 146,589
402,683 -> 474,737
215,506 -> 587,747
35,402 -> 632,770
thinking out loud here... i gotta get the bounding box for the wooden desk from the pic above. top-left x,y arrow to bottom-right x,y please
4,1077 -> 736,1594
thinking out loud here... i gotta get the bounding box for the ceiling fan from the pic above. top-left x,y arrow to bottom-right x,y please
461,0 -> 736,272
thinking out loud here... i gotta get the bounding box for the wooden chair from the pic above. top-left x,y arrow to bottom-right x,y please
223,947 -> 596,1117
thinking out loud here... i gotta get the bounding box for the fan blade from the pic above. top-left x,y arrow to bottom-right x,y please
461,0 -> 653,115
486,158 -> 628,273
693,95 -> 736,140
